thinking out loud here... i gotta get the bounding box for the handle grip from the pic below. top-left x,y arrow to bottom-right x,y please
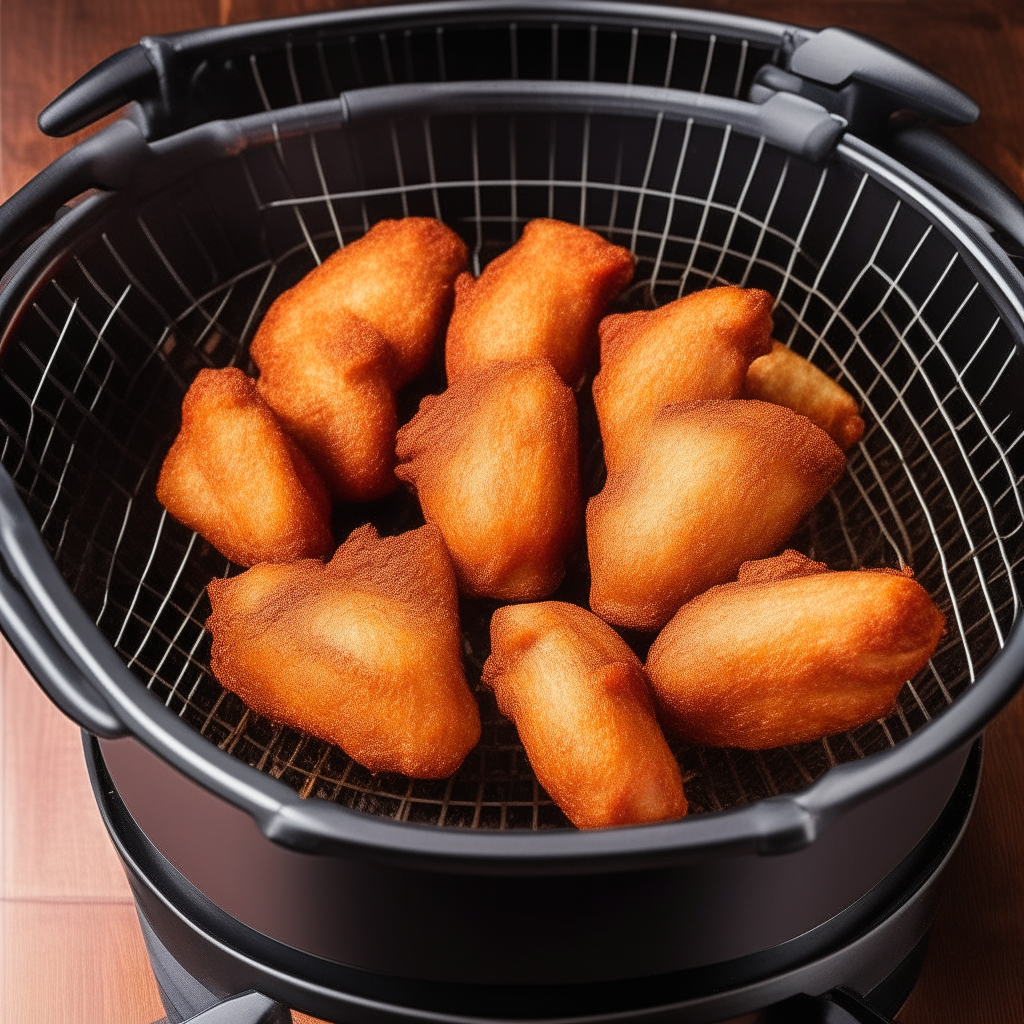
0,118 -> 150,269
888,124 -> 1024,250
0,466 -> 128,737
0,555 -> 125,738
39,44 -> 159,138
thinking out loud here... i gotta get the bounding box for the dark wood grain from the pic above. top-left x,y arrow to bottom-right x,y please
0,2 -> 1022,1023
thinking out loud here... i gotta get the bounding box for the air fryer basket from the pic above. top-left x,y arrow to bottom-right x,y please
1,74 -> 1021,843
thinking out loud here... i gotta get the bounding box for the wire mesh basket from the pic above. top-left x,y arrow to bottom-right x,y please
2,31 -> 1023,835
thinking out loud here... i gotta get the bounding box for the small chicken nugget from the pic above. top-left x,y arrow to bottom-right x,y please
483,602 -> 686,829
252,307 -> 398,502
587,400 -> 846,631
156,367 -> 332,567
251,217 -> 467,391
395,360 -> 580,601
445,219 -> 635,387
745,341 -> 865,450
646,551 -> 945,749
206,524 -> 481,778
594,287 -> 773,471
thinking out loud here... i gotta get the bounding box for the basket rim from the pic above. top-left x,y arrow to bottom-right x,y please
0,81 -> 1022,872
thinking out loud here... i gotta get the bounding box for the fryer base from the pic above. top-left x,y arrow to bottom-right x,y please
87,735 -> 982,1024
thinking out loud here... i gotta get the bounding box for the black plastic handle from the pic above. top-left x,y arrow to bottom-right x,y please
0,548 -> 125,738
0,117 -> 150,269
177,991 -> 291,1024
888,125 -> 1024,250
787,27 -> 978,127
0,467 -> 126,737
39,43 -> 159,138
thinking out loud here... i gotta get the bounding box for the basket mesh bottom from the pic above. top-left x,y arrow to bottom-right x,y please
1,100 -> 1022,829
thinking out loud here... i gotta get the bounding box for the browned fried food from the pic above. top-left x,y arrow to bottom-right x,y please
206,524 -> 481,778
594,287 -> 774,471
445,219 -> 635,387
587,400 -> 846,631
156,367 -> 332,567
252,307 -> 398,502
483,602 -> 686,829
395,360 -> 580,601
254,218 -> 467,390
646,551 -> 945,749
745,341 -> 865,450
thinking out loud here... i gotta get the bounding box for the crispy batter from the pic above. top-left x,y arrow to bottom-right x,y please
587,400 -> 846,631
645,551 -> 945,749
252,307 -> 398,502
482,602 -> 686,829
445,219 -> 634,387
156,367 -> 332,567
253,218 -> 467,392
745,341 -> 865,450
396,360 -> 580,600
206,524 -> 481,778
594,287 -> 774,471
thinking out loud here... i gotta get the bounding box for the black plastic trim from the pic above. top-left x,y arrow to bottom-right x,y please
888,125 -> 1024,250
787,27 -> 978,125
0,119 -> 151,268
37,0 -> 794,139
180,991 -> 291,1024
0,556 -> 124,737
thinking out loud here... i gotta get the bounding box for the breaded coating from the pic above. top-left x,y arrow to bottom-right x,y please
587,400 -> 846,631
156,367 -> 332,567
206,524 -> 481,778
645,551 -> 945,749
254,218 -> 466,389
445,219 -> 635,387
252,307 -> 398,502
395,360 -> 580,601
594,287 -> 774,471
745,341 -> 865,450
483,602 -> 686,829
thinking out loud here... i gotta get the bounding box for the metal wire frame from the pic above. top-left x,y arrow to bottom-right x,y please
235,15 -> 775,126
1,104 -> 1022,830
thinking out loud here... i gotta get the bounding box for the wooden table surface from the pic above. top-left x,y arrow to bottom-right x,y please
1,2 -> 1023,1022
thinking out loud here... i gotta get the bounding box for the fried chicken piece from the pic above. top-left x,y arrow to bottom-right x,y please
156,367 -> 332,567
646,551 -> 945,749
445,219 -> 635,388
594,287 -> 774,471
252,307 -> 398,502
745,341 -> 865,450
395,360 -> 580,601
587,400 -> 846,631
483,602 -> 686,829
206,524 -> 480,778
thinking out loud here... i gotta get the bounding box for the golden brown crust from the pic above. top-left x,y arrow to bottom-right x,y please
395,360 -> 581,600
587,400 -> 846,631
645,555 -> 945,749
594,287 -> 774,471
155,367 -> 332,567
253,218 -> 467,390
445,219 -> 634,387
252,306 -> 399,502
744,341 -> 865,450
206,524 -> 480,778
482,602 -> 686,829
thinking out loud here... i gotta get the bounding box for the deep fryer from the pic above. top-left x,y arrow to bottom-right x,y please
0,3 -> 1022,1022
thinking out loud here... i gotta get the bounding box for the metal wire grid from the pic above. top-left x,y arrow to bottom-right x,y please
182,15 -> 777,132
1,105 -> 1022,830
